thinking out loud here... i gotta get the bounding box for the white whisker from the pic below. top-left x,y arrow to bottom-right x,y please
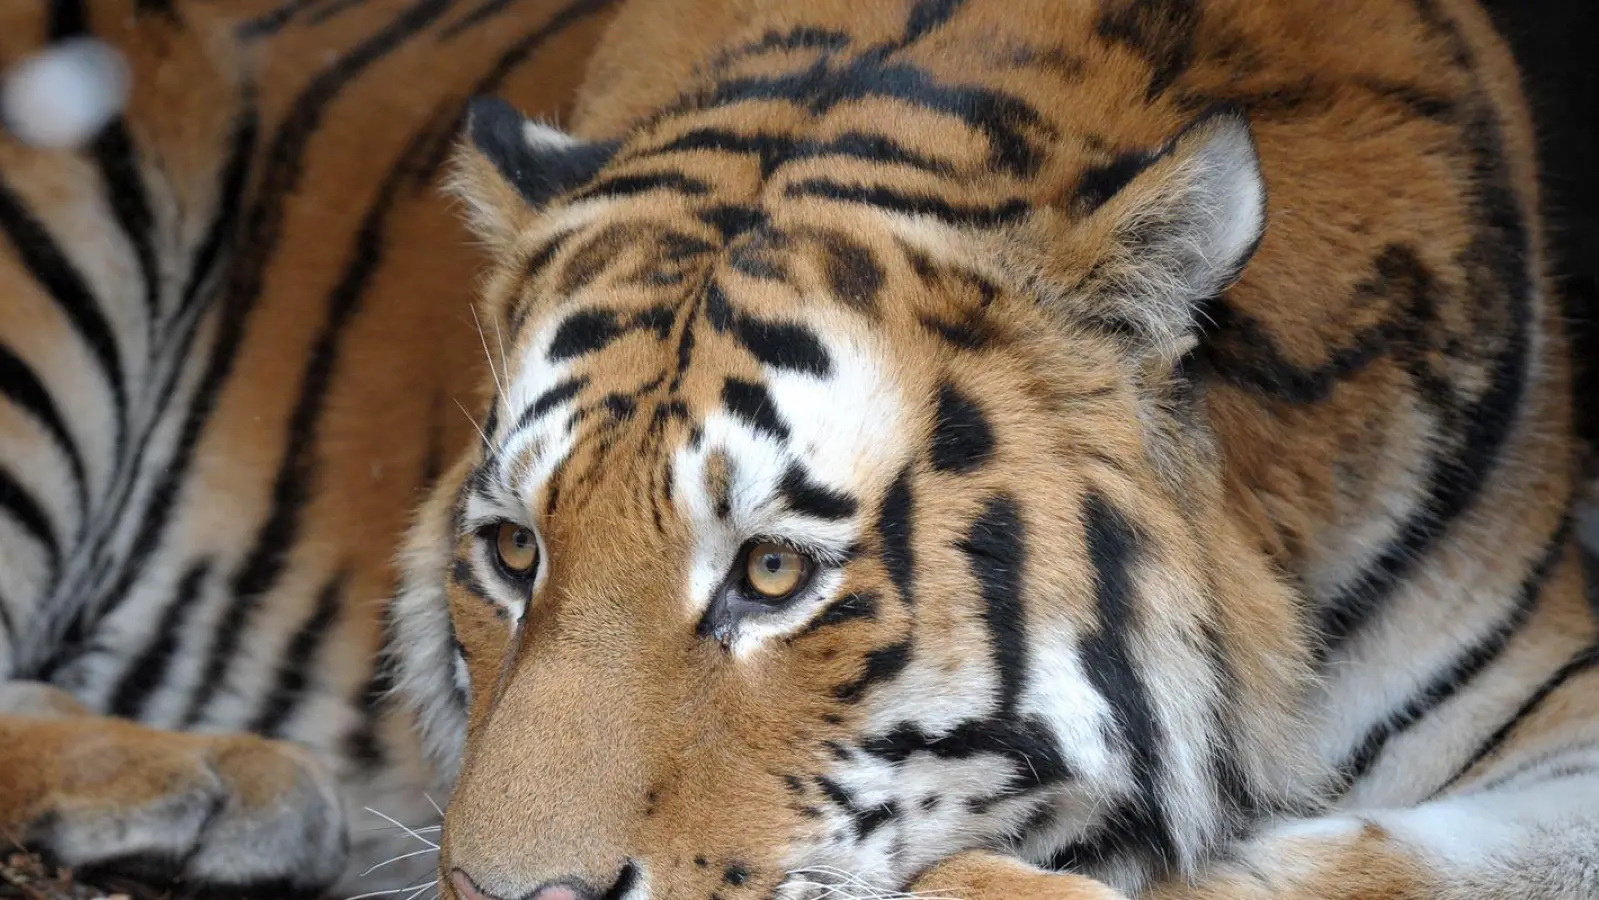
361,846 -> 441,877
470,303 -> 506,399
345,875 -> 439,900
359,823 -> 442,835
363,806 -> 441,850
455,397 -> 493,451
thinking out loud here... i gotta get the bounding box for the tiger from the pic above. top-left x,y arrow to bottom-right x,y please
2,0 -> 1595,900
0,0 -> 615,895
383,0 -> 1599,899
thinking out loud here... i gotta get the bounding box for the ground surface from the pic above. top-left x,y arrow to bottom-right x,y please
0,853 -> 161,900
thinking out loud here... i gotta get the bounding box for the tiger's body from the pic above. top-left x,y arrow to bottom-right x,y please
1,0 -> 1595,899
403,0 -> 1599,899
0,0 -> 613,894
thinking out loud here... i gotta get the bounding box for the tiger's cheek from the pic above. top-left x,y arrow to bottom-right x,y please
445,583 -> 514,729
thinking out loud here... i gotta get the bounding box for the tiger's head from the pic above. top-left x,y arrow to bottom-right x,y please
392,81 -> 1315,900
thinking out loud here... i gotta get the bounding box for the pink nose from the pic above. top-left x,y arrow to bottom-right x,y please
452,871 -> 585,900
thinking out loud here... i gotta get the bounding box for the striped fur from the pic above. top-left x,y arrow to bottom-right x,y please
0,0 -> 616,895
393,1 -> 1599,900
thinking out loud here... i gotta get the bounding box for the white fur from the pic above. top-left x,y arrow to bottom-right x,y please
672,320 -> 905,655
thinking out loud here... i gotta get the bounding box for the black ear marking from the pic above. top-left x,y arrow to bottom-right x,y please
1070,147 -> 1161,217
466,96 -> 619,209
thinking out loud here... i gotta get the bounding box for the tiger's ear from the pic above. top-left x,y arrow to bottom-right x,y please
1058,106 -> 1266,365
447,96 -> 617,251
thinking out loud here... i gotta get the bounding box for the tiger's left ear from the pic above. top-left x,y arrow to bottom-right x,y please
446,96 -> 617,252
1048,105 -> 1266,365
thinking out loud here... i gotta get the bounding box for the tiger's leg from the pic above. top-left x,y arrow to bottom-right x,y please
912,653 -> 1599,900
0,684 -> 349,895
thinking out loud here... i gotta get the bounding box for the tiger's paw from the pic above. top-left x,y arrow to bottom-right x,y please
907,852 -> 1130,900
1,714 -> 348,897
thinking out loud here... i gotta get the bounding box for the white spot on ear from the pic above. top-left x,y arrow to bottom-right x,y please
522,119 -> 583,151
1170,113 -> 1267,299
1,39 -> 129,149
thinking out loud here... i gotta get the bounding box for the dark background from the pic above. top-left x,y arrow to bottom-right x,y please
1480,0 -> 1599,455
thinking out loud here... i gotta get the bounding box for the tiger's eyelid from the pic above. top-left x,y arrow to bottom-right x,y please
459,513 -> 540,539
740,533 -> 851,568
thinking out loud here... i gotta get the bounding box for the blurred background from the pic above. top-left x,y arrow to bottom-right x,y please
1480,0 -> 1599,458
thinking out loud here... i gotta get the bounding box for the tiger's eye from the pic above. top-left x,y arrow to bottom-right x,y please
494,522 -> 539,576
744,541 -> 809,600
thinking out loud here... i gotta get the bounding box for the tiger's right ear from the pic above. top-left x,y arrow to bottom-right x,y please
447,96 -> 617,251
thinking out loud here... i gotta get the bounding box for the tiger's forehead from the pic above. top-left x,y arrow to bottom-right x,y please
480,199 -> 927,541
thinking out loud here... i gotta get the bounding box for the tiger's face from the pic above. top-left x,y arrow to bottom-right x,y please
393,91 -> 1308,900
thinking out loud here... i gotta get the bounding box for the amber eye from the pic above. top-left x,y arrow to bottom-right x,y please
493,522 -> 539,578
743,541 -> 812,601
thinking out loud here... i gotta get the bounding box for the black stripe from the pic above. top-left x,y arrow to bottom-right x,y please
699,204 -> 767,241
345,602 -> 399,770
788,131 -> 958,176
778,463 -> 857,520
106,561 -> 211,720
0,346 -> 89,522
549,309 -> 625,360
1078,491 -> 1177,868
710,27 -> 852,70
0,587 -> 15,642
1337,516 -> 1571,788
833,640 -> 912,702
239,0 -> 322,39
516,376 -> 589,434
705,281 -> 833,377
1312,43 -> 1530,657
0,467 -> 60,570
249,572 -> 345,736
929,382 -> 996,474
599,862 -> 640,900
175,109 -> 258,327
178,50 -> 458,722
43,109 -> 258,673
686,60 -> 1045,176
721,377 -> 790,442
0,178 -> 128,453
861,716 -> 1070,785
307,0 -> 372,26
89,121 -> 162,333
784,179 -> 1028,228
1096,0 -> 1200,102
439,0 -> 523,39
798,590 -> 880,637
55,1 -> 450,669
638,129 -> 793,177
636,128 -> 957,179
900,0 -> 966,45
1437,639 -> 1599,794
958,495 -> 1028,715
49,0 -> 89,39
570,171 -> 712,203
877,467 -> 916,605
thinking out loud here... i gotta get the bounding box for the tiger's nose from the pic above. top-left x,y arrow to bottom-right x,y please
451,870 -> 602,900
